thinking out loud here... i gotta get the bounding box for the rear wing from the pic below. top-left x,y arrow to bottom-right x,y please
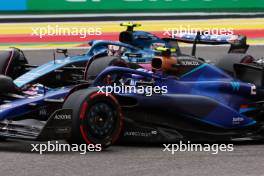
166,32 -> 249,55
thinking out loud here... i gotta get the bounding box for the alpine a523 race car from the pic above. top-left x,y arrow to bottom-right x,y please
0,22 -> 263,148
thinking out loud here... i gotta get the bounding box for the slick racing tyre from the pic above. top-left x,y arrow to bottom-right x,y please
63,88 -> 123,149
84,56 -> 127,81
216,54 -> 254,76
0,48 -> 28,79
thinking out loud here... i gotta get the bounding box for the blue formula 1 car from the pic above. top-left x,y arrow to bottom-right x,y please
0,22 -> 263,148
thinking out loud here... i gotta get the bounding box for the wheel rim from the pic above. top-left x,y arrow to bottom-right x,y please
83,102 -> 117,140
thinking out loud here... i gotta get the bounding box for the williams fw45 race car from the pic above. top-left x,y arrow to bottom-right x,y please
0,23 -> 264,149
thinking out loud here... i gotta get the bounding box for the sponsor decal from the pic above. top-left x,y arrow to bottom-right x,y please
54,114 -> 72,120
232,117 -> 244,125
250,84 -> 257,95
124,130 -> 158,137
231,81 -> 240,92
179,60 -> 200,66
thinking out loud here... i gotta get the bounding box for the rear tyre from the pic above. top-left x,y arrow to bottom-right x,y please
63,88 -> 123,149
85,56 -> 127,81
0,48 -> 28,79
216,54 -> 254,76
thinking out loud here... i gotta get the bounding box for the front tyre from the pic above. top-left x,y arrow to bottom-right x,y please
63,88 -> 123,149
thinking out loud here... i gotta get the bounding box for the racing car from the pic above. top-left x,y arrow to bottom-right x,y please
0,22 -> 262,148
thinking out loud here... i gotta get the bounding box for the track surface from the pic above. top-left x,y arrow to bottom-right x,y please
1,46 -> 264,176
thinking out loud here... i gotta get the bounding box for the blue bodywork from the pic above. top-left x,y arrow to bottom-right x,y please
94,63 -> 257,129
0,31 -> 164,121
0,31 -> 259,132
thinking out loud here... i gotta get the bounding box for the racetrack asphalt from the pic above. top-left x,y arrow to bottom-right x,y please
0,46 -> 264,176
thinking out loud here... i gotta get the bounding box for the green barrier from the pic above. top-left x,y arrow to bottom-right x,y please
27,0 -> 264,12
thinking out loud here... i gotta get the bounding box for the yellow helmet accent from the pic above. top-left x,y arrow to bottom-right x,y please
120,22 -> 141,27
155,47 -> 177,52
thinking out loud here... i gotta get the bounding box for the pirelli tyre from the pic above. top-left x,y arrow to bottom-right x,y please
216,54 -> 254,76
0,48 -> 28,79
63,88 -> 123,149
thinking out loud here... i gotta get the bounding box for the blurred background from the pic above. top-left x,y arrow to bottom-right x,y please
1,0 -> 264,13
0,2 -> 264,176
0,0 -> 263,49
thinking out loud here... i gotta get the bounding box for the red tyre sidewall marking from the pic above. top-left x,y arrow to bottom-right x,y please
80,101 -> 88,120
80,101 -> 92,144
